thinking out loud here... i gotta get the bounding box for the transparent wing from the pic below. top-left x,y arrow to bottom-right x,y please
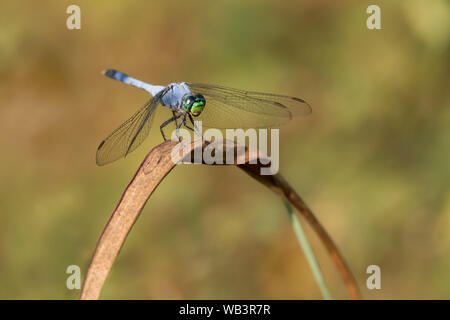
187,83 -> 311,128
96,98 -> 159,166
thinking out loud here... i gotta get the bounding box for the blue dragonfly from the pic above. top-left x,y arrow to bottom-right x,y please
96,69 -> 311,165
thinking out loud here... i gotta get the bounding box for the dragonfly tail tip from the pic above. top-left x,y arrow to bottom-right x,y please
102,69 -> 118,78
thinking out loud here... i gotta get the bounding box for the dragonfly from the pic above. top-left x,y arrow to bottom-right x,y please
96,69 -> 312,166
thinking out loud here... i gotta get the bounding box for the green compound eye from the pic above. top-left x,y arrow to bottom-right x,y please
182,95 -> 195,111
191,94 -> 206,116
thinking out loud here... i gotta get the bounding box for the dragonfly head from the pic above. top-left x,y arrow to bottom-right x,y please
182,94 -> 206,116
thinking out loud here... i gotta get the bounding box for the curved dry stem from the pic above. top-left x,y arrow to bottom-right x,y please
80,139 -> 360,300
239,165 -> 360,299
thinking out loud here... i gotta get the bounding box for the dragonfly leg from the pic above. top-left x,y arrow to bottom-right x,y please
160,115 -> 180,141
188,113 -> 204,140
183,117 -> 195,132
172,110 -> 179,127
175,115 -> 185,140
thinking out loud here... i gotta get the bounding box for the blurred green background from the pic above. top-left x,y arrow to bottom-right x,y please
0,0 -> 449,299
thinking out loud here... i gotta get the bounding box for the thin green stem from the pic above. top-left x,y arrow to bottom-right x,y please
284,201 -> 332,300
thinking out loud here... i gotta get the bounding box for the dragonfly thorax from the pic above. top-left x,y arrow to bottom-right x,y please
160,82 -> 206,116
160,82 -> 192,109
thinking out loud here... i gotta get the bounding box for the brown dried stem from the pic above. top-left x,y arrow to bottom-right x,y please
80,139 -> 360,300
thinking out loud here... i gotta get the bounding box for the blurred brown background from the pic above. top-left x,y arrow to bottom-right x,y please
0,0 -> 449,299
